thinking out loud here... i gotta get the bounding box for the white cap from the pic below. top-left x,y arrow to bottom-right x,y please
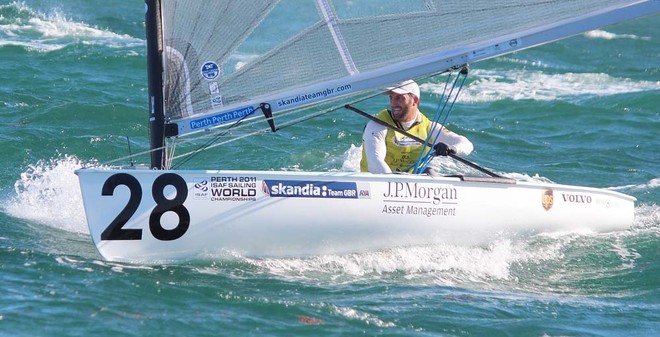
385,80 -> 420,99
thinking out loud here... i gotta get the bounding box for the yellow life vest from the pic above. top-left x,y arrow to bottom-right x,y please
360,109 -> 432,173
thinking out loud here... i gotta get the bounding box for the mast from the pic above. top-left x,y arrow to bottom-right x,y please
145,0 -> 166,169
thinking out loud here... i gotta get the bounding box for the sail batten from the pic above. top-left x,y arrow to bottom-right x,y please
317,0 -> 359,76
157,0 -> 659,138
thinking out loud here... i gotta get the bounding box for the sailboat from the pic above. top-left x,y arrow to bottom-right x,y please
75,0 -> 658,263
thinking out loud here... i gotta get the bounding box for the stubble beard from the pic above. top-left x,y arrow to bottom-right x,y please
391,105 -> 414,122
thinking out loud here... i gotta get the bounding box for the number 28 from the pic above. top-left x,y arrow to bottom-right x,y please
100,173 -> 190,241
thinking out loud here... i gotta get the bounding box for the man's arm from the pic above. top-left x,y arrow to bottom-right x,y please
362,121 -> 392,173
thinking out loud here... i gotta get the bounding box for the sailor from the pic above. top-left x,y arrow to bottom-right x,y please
360,79 -> 473,173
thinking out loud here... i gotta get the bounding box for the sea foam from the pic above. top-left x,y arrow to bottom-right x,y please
421,70 -> 660,103
0,1 -> 142,52
5,155 -> 90,234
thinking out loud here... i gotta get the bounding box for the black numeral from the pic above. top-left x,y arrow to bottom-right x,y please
101,173 -> 143,240
100,173 -> 190,241
149,173 -> 190,241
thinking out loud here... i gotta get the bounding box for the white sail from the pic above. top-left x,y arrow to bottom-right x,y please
159,0 -> 659,137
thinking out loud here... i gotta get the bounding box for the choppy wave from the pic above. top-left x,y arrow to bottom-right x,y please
615,178 -> 660,192
0,1 -> 143,52
240,239 -> 552,284
214,230 -> 649,297
584,29 -> 651,41
632,203 -> 660,231
421,69 -> 660,103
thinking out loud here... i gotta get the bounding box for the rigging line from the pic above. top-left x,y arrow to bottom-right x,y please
431,69 -> 459,128
89,130 -> 229,169
344,104 -> 502,178
171,108 -> 256,169
414,67 -> 469,173
438,66 -> 469,132
412,70 -> 458,173
170,117 -> 263,145
166,138 -> 177,170
88,129 -> 239,168
171,103 -> 352,162
169,127 -> 270,162
104,101 -> 335,168
92,144 -> 165,167
414,73 -> 469,174
168,98 -> 340,167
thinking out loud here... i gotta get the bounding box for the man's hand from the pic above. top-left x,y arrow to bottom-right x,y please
433,142 -> 456,156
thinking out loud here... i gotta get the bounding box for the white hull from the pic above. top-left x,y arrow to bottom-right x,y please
75,168 -> 635,263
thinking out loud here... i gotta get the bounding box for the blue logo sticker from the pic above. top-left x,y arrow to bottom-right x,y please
201,61 -> 220,80
262,180 -> 359,199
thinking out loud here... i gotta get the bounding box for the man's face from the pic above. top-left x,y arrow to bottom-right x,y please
389,92 -> 418,122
